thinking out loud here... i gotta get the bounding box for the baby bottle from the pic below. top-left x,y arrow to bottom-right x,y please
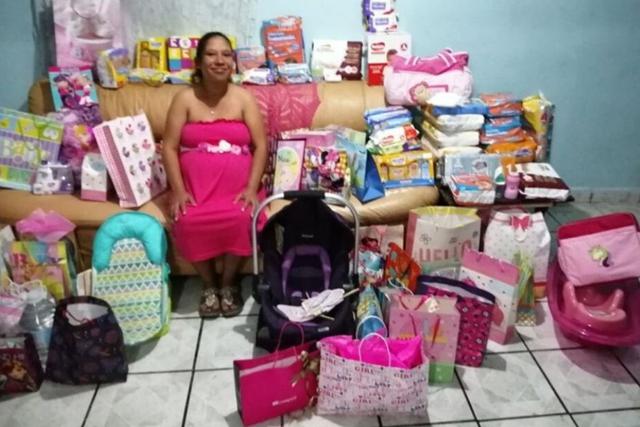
504,168 -> 520,200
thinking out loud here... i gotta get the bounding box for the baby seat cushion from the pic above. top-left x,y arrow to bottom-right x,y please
92,212 -> 170,346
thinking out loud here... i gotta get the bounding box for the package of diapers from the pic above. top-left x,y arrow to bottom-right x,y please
422,121 -> 479,147
422,110 -> 485,133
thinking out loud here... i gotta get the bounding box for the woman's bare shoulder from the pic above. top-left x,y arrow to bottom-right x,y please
230,84 -> 255,102
172,86 -> 196,105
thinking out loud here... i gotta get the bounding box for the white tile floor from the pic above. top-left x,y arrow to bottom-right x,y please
2,202 -> 640,427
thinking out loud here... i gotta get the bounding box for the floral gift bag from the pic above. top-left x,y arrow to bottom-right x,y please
93,113 -> 166,207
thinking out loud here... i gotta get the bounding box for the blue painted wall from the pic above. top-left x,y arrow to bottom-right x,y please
1,1 -> 639,188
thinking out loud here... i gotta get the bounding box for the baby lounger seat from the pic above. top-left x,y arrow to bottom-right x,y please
547,212 -> 640,346
92,212 -> 171,346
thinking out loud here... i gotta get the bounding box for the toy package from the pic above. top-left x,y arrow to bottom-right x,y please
96,48 -> 130,88
373,150 -> 435,189
135,38 -> 167,71
261,16 -> 305,66
167,36 -> 199,72
31,162 -> 74,195
310,40 -> 363,81
0,108 -> 64,191
272,139 -> 306,193
81,152 -> 109,201
236,46 -> 267,73
48,67 -> 100,117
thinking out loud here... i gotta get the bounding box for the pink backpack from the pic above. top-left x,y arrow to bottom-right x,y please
557,212 -> 640,286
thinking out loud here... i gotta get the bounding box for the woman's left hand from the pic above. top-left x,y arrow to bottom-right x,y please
234,188 -> 259,213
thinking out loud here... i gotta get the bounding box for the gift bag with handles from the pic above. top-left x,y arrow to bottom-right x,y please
233,323 -> 319,426
317,334 -> 429,415
405,206 -> 481,266
483,209 -> 551,299
93,113 -> 167,207
459,249 -> 520,345
53,0 -> 124,67
387,293 -> 460,383
416,275 -> 495,367
46,296 -> 128,385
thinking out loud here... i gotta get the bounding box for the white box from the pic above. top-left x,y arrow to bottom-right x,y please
81,152 -> 109,202
365,31 -> 411,86
310,39 -> 363,81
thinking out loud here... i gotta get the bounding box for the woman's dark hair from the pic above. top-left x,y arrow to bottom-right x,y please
191,31 -> 234,84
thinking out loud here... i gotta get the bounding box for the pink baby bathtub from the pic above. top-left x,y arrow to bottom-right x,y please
547,212 -> 640,347
547,260 -> 640,347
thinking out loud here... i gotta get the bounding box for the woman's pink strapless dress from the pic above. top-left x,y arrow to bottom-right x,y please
172,120 -> 265,262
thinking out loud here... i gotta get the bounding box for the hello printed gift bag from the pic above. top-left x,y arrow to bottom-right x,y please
459,249 -> 520,345
387,293 -> 460,383
405,206 -> 481,266
93,113 -> 167,207
317,334 -> 429,416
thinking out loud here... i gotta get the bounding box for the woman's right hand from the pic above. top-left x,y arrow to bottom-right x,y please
171,190 -> 196,221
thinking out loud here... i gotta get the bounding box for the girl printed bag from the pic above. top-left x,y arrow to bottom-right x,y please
416,275 -> 495,367
46,296 -> 127,385
93,113 -> 167,208
317,334 -> 429,416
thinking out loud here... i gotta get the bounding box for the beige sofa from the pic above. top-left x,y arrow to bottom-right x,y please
0,80 -> 439,275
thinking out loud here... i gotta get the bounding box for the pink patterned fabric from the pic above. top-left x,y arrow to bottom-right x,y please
172,120 -> 265,262
245,83 -> 320,138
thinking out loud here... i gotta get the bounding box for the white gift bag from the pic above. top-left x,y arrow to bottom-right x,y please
483,209 -> 551,287
405,206 -> 481,265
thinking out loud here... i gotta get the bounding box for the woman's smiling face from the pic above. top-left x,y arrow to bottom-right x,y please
198,36 -> 234,83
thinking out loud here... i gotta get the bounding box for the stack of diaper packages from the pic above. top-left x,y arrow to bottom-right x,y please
364,107 -> 435,190
479,93 -> 538,164
420,92 -> 485,152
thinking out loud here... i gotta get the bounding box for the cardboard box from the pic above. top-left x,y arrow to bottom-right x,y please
365,31 -> 411,85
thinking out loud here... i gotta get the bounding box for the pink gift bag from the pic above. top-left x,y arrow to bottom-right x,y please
388,294 -> 460,383
459,249 -> 520,344
317,334 -> 428,416
233,324 -> 319,426
93,113 -> 167,208
53,0 -> 124,67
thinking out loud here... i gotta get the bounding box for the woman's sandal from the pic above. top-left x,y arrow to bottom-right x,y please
199,287 -> 221,318
219,286 -> 243,317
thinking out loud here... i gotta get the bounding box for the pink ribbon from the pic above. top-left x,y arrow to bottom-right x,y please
510,215 -> 531,231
